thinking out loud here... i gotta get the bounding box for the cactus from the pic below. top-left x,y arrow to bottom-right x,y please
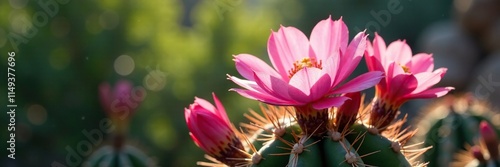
412,94 -> 500,167
83,135 -> 156,167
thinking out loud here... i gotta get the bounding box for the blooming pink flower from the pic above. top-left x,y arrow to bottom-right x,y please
99,80 -> 141,119
185,93 -> 248,165
228,16 -> 383,110
364,33 -> 454,128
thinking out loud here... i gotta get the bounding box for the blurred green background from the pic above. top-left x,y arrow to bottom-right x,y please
0,0 -> 458,166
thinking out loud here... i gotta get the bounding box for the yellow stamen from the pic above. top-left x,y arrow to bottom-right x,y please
399,64 -> 410,73
288,58 -> 322,78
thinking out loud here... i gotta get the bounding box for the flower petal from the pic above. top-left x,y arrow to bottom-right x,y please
330,71 -> 383,94
411,53 -> 434,73
386,40 -> 412,65
234,54 -> 280,80
404,87 -> 454,99
310,16 -> 348,61
212,93 -> 230,124
253,71 -> 292,100
267,26 -> 310,80
227,75 -> 263,92
323,56 -> 340,86
230,88 -> 291,105
372,33 -> 387,64
194,97 -> 216,114
312,96 -> 350,110
388,74 -> 418,100
335,31 -> 367,85
288,68 -> 331,103
412,68 -> 447,94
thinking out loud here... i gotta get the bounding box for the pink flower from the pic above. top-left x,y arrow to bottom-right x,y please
364,33 -> 454,128
185,93 -> 248,165
99,80 -> 141,119
228,16 -> 383,110
365,33 -> 454,107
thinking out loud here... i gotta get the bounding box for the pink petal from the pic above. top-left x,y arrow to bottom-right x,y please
312,96 -> 350,110
364,54 -> 385,74
267,26 -> 310,80
194,97 -> 216,113
197,113 -> 231,149
411,53 -> 434,73
212,93 -> 230,124
404,87 -> 454,99
230,88 -> 291,105
335,31 -> 367,85
253,71 -> 292,100
184,108 -> 193,128
323,56 -> 340,86
330,71 -> 383,94
227,75 -> 263,92
387,61 -> 406,79
388,74 -> 418,100
372,33 -> 387,63
309,16 -> 348,61
288,68 -> 331,103
412,68 -> 447,94
189,133 -> 210,152
234,54 -> 280,80
386,40 -> 412,66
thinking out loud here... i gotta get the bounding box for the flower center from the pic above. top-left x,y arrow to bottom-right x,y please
288,57 -> 322,78
398,63 -> 410,73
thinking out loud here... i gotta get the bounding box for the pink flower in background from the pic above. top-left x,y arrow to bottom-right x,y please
185,93 -> 248,165
99,80 -> 142,119
365,33 -> 454,107
228,16 -> 383,110
364,33 -> 454,128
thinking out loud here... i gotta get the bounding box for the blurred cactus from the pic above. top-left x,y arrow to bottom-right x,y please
412,94 -> 500,167
452,121 -> 500,167
83,80 -> 156,167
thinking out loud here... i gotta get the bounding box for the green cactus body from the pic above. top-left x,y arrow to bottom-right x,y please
323,137 -> 364,167
84,145 -> 154,167
247,120 -> 415,167
346,124 -> 411,167
413,95 -> 500,167
252,130 -> 296,167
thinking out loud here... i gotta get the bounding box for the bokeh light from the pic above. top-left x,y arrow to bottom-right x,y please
114,55 -> 135,76
27,104 -> 47,126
